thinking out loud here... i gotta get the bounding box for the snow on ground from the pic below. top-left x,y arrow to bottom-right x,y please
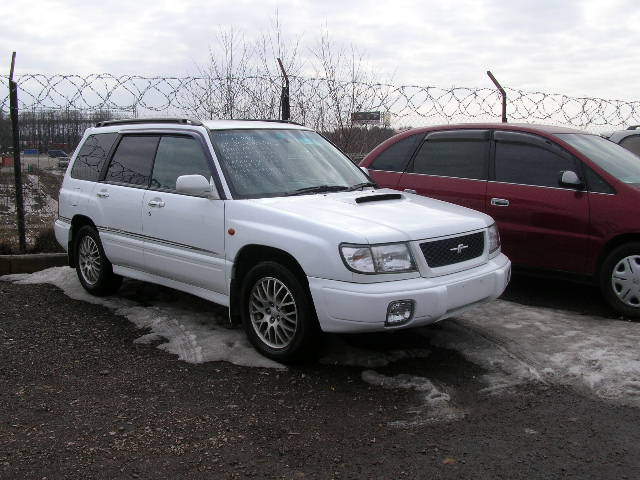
361,370 -> 464,425
3,267 -> 640,408
2,267 -> 282,369
429,301 -> 640,406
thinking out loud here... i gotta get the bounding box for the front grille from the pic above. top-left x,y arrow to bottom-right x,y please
420,232 -> 484,268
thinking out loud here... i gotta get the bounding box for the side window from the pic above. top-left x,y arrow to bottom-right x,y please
370,134 -> 422,172
151,136 -> 211,191
620,135 -> 640,157
411,140 -> 488,180
584,165 -> 615,194
494,141 -> 576,188
70,133 -> 118,181
104,136 -> 159,186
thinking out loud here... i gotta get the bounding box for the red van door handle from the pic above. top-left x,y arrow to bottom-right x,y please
491,198 -> 510,207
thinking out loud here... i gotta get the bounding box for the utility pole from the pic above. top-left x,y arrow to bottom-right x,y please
277,58 -> 290,121
9,51 -> 26,252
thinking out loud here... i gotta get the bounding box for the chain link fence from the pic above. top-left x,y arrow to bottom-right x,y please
2,73 -> 640,252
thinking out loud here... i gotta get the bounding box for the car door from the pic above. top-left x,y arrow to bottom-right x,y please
95,135 -> 159,271
365,133 -> 424,189
487,130 -> 590,273
396,129 -> 490,212
142,134 -> 226,294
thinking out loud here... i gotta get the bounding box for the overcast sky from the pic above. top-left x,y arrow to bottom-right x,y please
3,0 -> 639,101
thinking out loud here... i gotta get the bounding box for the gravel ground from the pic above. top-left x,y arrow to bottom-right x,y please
2,279 -> 640,479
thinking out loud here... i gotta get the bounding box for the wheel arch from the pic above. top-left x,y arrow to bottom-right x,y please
228,244 -> 310,325
596,233 -> 640,277
68,215 -> 98,267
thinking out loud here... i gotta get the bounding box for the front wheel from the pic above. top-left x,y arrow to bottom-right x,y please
240,261 -> 319,362
600,242 -> 640,318
74,225 -> 122,296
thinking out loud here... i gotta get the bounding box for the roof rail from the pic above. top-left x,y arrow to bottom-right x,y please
95,118 -> 203,128
626,125 -> 640,130
234,118 -> 304,127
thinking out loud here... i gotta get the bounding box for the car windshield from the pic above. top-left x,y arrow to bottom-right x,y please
556,133 -> 640,185
209,128 -> 371,198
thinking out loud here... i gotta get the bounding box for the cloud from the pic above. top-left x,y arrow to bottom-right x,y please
2,0 -> 638,100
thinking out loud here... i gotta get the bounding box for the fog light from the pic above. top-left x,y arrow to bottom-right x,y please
386,300 -> 415,326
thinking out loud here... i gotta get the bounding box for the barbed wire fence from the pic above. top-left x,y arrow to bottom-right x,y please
2,73 -> 640,252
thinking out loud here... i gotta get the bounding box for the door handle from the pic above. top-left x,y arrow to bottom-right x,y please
490,198 -> 509,207
96,190 -> 109,198
147,199 -> 165,208
403,189 -> 417,194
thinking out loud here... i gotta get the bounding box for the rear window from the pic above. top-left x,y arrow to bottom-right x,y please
370,134 -> 422,172
70,133 -> 118,181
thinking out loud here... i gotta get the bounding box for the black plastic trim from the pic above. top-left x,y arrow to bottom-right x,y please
96,118 -> 203,127
355,193 -> 402,203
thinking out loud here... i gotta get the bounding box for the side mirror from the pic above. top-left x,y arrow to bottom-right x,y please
559,170 -> 584,189
176,175 -> 219,199
360,166 -> 369,176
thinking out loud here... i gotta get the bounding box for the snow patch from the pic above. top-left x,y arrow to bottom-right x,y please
436,300 -> 640,406
361,370 -> 463,424
2,267 -> 283,369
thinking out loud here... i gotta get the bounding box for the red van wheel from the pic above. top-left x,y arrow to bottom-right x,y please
600,242 -> 640,318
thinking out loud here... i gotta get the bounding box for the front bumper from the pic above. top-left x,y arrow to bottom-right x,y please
309,253 -> 511,333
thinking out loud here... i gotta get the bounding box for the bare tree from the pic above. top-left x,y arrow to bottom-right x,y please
309,27 -> 382,154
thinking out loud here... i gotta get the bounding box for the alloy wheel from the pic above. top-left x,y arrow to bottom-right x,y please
79,235 -> 102,286
249,276 -> 298,349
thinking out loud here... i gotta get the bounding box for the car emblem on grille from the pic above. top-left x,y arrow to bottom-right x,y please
450,243 -> 469,254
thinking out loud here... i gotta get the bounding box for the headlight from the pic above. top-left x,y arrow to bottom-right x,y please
488,223 -> 501,255
340,242 -> 416,274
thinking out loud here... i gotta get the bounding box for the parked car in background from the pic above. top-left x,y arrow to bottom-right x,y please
57,156 -> 70,169
361,123 -> 640,317
54,118 -> 510,362
602,126 -> 640,156
48,149 -> 68,158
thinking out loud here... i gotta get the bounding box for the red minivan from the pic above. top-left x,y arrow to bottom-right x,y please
360,123 -> 640,317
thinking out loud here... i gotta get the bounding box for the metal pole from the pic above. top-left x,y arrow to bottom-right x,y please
277,58 -> 290,121
9,52 -> 26,252
487,70 -> 507,123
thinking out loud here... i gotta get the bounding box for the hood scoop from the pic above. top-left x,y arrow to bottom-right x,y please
355,193 -> 403,204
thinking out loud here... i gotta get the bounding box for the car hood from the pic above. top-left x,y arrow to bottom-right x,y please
245,189 -> 493,244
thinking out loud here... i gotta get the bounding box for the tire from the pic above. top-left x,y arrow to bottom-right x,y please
600,242 -> 640,318
240,261 -> 320,362
74,225 -> 122,296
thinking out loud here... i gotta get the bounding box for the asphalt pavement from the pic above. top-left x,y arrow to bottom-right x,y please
1,278 -> 640,479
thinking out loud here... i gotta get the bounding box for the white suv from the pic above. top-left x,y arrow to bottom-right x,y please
54,118 -> 511,361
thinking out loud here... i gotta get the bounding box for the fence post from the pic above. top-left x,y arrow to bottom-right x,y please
277,58 -> 290,121
486,70 -> 507,123
9,52 -> 26,253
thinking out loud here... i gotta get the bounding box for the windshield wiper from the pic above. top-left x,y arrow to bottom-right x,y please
346,181 -> 378,191
285,185 -> 349,196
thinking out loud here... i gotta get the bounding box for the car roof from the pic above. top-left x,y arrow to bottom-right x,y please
91,118 -> 310,131
399,122 -> 585,135
203,120 -> 310,131
605,127 -> 640,143
361,122 -> 592,166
